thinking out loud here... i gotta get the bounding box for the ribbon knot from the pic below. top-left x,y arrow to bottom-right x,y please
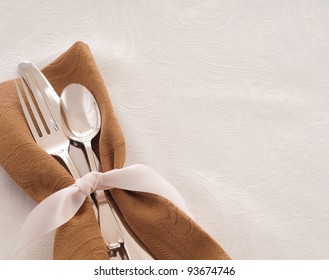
75,171 -> 103,196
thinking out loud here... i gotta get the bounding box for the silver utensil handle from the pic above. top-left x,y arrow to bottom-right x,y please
83,143 -> 131,259
96,191 -> 130,260
58,150 -> 80,179
84,142 -> 98,172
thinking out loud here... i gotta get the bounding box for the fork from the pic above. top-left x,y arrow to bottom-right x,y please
14,78 -> 80,179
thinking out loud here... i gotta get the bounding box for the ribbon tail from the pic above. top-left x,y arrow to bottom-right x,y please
12,186 -> 85,257
101,164 -> 195,219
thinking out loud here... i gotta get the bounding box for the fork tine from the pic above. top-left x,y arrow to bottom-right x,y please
20,77 -> 50,136
15,80 -> 43,140
21,70 -> 58,133
18,78 -> 49,137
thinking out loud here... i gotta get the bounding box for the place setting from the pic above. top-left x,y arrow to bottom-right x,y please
0,42 -> 230,260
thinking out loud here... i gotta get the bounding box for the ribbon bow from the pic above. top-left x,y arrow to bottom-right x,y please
13,164 -> 193,256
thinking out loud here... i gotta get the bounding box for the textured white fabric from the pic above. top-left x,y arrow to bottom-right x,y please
1,0 -> 329,260
12,164 -> 193,257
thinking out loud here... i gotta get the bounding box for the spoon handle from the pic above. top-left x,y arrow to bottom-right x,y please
84,142 -> 98,172
83,141 -> 131,259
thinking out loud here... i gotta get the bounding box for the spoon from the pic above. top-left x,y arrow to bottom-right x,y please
60,83 -> 130,259
60,84 -> 155,260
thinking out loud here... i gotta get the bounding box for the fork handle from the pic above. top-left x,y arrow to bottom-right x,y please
58,150 -> 80,179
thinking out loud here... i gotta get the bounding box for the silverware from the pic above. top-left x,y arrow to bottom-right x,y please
16,61 -> 154,260
18,61 -> 101,216
14,78 -> 80,179
60,83 -> 131,259
16,62 -> 117,257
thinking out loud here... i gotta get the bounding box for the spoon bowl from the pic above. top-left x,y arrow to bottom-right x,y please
60,83 -> 101,171
61,84 -> 101,142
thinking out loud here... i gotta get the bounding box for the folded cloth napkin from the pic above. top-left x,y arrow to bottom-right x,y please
0,41 -> 230,260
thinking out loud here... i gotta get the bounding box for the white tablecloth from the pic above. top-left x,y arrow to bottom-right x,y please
1,0 -> 329,259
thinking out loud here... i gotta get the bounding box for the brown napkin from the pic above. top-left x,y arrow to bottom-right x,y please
0,41 -> 230,260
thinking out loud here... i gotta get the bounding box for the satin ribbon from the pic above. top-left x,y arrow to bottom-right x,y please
13,164 -> 193,256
